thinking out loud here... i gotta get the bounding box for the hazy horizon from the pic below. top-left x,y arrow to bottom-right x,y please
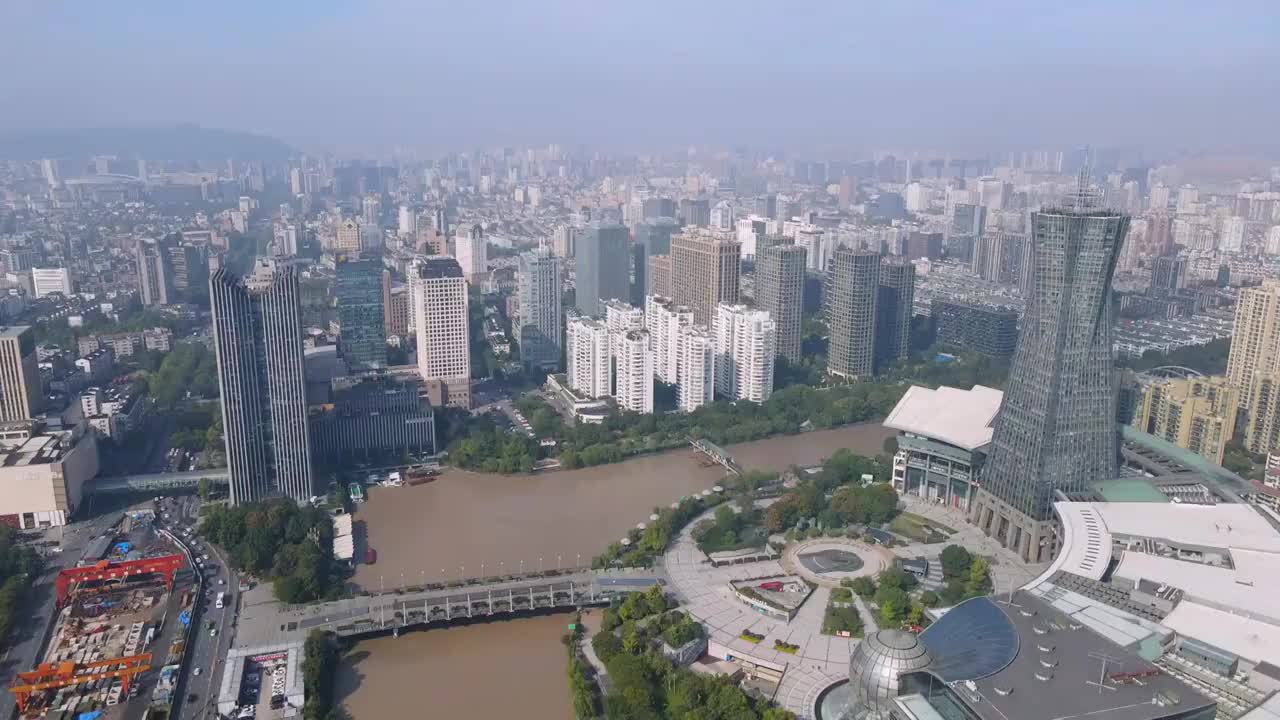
3,1 -> 1278,156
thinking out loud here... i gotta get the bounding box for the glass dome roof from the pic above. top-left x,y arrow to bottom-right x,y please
847,629 -> 934,717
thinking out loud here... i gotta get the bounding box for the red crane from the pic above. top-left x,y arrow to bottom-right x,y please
54,554 -> 185,607
9,653 -> 152,712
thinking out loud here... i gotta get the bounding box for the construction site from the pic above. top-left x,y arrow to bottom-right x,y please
10,509 -> 198,720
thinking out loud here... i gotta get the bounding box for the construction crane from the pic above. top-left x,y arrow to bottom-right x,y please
9,653 -> 152,712
54,554 -> 185,607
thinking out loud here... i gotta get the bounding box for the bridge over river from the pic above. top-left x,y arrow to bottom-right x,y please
233,568 -> 663,648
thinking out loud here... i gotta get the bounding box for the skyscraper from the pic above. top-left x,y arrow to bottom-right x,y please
632,218 -> 678,305
136,237 -> 174,306
1131,376 -> 1237,465
671,230 -> 741,326
644,295 -> 693,384
647,255 -> 673,297
875,258 -> 915,371
576,222 -> 630,317
566,316 -> 611,399
454,223 -> 487,282
1226,280 -> 1280,455
826,249 -> 881,379
413,257 -> 471,409
335,255 -> 387,370
335,219 -> 362,253
677,327 -> 715,412
210,267 -> 313,505
756,243 -> 807,364
713,303 -> 776,403
0,326 -> 42,421
1149,255 -> 1186,295
614,330 -> 654,413
516,247 -> 563,371
969,203 -> 1128,563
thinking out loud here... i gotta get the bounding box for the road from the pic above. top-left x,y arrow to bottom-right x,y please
158,496 -> 238,720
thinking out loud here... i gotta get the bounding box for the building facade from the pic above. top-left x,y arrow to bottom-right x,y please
454,223 -> 487,281
136,237 -> 174,306
210,267 -> 314,505
875,258 -> 915,371
566,316 -> 611,399
826,249 -> 881,379
335,255 -> 387,370
931,300 -> 1019,358
644,295 -> 693,384
0,326 -> 42,421
969,205 -> 1128,563
412,257 -> 471,409
712,303 -> 775,403
1227,280 -> 1280,421
755,243 -> 807,364
647,254 -> 673,298
310,375 -> 437,461
671,230 -> 741,326
1131,375 -> 1237,465
516,247 -> 564,371
677,327 -> 715,412
614,330 -> 653,413
576,222 -> 630,317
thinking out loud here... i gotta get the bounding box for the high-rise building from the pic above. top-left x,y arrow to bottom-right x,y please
516,247 -> 563,371
566,316 -> 611,399
875,258 -> 915,371
826,249 -> 880,379
679,198 -> 710,227
362,195 -> 380,226
454,223 -> 487,282
755,243 -> 807,364
1245,373 -> 1280,456
0,326 -> 42,421
795,227 -> 826,272
931,300 -> 1019,358
671,230 -> 740,326
947,203 -> 986,263
972,230 -> 1027,286
677,327 -> 715,412
385,284 -> 410,337
644,295 -> 693,383
647,255 -> 672,297
713,303 -> 775,403
576,222 -> 630,317
413,257 -> 471,409
1149,255 -> 1186,296
969,204 -> 1128,563
632,217 -> 678,305
1226,280 -> 1280,414
614,330 -> 653,413
552,225 -> 577,258
335,218 -> 362,253
136,238 -> 174,306
398,205 -> 417,237
209,267 -> 313,505
335,255 -> 387,370
1131,376 -> 1237,465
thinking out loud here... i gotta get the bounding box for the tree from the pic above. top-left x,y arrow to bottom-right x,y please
966,556 -> 992,597
939,545 -> 973,580
197,477 -> 211,501
847,576 -> 876,598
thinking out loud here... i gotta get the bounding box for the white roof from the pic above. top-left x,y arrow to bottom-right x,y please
881,384 -> 1003,451
1113,549 -> 1280,625
1163,601 -> 1280,667
1090,502 -> 1280,553
1027,503 -> 1112,584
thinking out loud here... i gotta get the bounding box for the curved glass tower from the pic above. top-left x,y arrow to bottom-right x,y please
969,202 -> 1128,562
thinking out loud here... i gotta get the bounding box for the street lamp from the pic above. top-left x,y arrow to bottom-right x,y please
557,554 -> 562,571
519,559 -> 524,574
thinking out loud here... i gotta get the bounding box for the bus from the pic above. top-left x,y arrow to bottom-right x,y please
215,592 -> 226,609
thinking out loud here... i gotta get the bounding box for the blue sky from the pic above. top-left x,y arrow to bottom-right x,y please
2,0 -> 1277,154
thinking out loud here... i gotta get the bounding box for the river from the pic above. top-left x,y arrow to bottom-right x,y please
338,421 -> 894,719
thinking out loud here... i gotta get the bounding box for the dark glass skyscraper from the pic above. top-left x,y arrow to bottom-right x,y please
576,221 -> 630,317
756,243 -> 807,364
210,266 -> 313,505
875,258 -> 915,371
335,254 -> 387,369
969,204 -> 1128,562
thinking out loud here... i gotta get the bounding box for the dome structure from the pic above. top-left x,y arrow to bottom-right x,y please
847,630 -> 933,718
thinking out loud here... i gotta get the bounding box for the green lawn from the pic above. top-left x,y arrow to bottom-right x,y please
889,512 -> 953,543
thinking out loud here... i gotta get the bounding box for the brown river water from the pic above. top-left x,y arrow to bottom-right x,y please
338,422 -> 894,719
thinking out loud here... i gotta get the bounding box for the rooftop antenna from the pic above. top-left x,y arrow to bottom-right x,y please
1070,146 -> 1097,211
1086,650 -> 1124,694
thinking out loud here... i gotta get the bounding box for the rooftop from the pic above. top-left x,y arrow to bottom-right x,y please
882,384 -> 1004,451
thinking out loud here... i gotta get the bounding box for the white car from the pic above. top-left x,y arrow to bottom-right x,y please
202,554 -> 209,560
210,628 -> 217,636
193,668 -> 202,676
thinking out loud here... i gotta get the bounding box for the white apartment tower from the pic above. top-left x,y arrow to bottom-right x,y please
454,223 -> 488,281
566,316 -> 611,399
398,205 -> 417,237
614,329 -> 654,413
413,257 -> 471,409
645,295 -> 693,383
678,327 -> 715,412
713,303 -> 776,403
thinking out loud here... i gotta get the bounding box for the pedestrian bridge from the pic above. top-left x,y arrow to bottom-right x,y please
689,438 -> 741,476
237,569 -> 663,643
88,469 -> 230,496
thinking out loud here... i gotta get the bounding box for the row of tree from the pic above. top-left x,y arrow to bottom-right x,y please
302,630 -> 341,720
199,499 -> 346,604
0,527 -> 43,646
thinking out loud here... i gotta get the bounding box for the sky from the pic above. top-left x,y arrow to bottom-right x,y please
2,0 -> 1278,156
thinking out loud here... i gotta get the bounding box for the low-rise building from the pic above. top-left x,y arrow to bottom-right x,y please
883,384 -> 1004,511
0,421 -> 99,528
75,348 -> 114,383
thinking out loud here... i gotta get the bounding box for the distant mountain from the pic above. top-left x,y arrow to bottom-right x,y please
0,125 -> 296,163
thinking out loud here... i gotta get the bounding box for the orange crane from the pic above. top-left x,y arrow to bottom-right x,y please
9,653 -> 152,712
54,554 -> 185,607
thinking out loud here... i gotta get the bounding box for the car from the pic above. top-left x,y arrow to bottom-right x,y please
202,554 -> 209,560
188,693 -> 199,703
193,668 -> 202,676
210,628 -> 217,636
218,578 -> 225,585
